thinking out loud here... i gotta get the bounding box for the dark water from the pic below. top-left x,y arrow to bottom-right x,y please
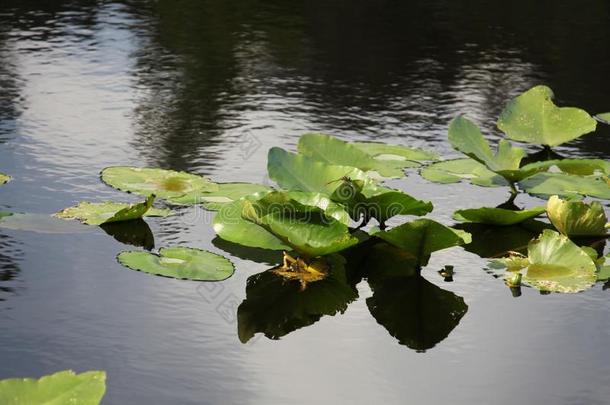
1,1 -> 610,404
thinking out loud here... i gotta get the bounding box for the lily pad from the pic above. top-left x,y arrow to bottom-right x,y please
497,85 -> 597,146
0,173 -> 10,185
420,158 -> 509,187
213,197 -> 289,251
546,195 -> 608,237
0,370 -> 106,405
453,206 -> 546,226
597,254 -> 610,281
267,147 -> 372,195
117,247 -> 235,281
0,213 -> 92,234
492,230 -> 597,293
298,133 -> 407,177
101,166 -> 217,199
352,141 -> 439,162
242,192 -> 361,257
55,195 -> 171,225
374,219 -> 471,267
167,182 -> 270,209
521,158 -> 610,177
518,172 -> 610,199
596,113 -> 610,124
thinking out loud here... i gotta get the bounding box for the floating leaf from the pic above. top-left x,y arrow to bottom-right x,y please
597,255 -> 610,281
267,147 -> 372,195
167,182 -> 270,209
0,213 -> 92,234
55,195 -> 170,225
521,158 -> 610,177
518,172 -> 610,199
352,141 -> 439,162
453,206 -> 546,226
596,113 -> 610,124
546,195 -> 608,237
298,133 -> 409,177
374,219 -> 471,267
420,158 -> 509,187
0,370 -> 106,405
242,191 -> 361,257
492,230 -> 597,293
117,247 -> 234,281
213,197 -> 289,251
0,173 -> 10,185
101,166 -> 217,199
497,85 -> 597,146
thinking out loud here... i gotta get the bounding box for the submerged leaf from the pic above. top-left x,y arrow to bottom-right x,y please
546,195 -> 608,236
420,158 -> 509,187
453,206 -> 546,226
117,247 -> 234,281
497,85 -> 597,146
0,173 -> 10,185
167,182 -> 270,209
375,219 -> 471,267
101,166 -> 217,199
519,172 -> 610,199
0,370 -> 106,405
352,141 -> 439,162
55,195 -> 170,225
0,213 -> 92,234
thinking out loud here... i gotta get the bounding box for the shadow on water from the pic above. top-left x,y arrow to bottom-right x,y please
101,219 -> 155,251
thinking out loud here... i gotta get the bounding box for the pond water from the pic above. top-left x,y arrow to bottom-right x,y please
1,1 -> 610,404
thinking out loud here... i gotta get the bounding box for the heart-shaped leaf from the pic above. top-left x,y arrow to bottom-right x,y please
0,370 -> 106,405
546,195 -> 608,236
497,85 -> 597,146
453,206 -> 546,226
117,247 -> 235,281
55,195 -> 171,225
101,166 -> 217,199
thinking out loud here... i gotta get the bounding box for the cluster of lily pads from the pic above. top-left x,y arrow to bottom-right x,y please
1,85 -> 609,403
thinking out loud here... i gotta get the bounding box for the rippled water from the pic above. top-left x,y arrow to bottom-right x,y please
1,1 -> 610,404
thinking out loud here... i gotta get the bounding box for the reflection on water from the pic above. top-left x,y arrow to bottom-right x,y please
100,219 -> 155,251
1,0 -> 610,404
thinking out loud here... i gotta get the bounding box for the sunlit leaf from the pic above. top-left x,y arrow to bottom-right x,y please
546,195 -> 608,236
117,247 -> 234,281
0,173 -> 10,185
497,85 -> 597,146
521,158 -> 610,176
101,166 -> 217,199
0,370 -> 106,405
167,182 -> 270,209
267,147 -> 373,195
419,158 -> 509,187
453,206 -> 546,226
55,195 -> 170,225
597,254 -> 610,281
374,219 -> 471,267
596,113 -> 610,124
213,197 -> 289,251
518,172 -> 610,199
352,141 -> 439,162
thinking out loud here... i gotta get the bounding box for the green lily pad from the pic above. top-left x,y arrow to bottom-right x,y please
374,219 -> 471,267
497,85 -> 597,146
453,206 -> 546,226
597,254 -> 610,281
546,195 -> 608,237
0,173 -> 10,185
419,158 -> 509,187
117,247 -> 235,281
213,197 -> 289,251
596,113 -> 610,124
352,141 -> 439,162
242,192 -> 361,257
101,166 -> 217,199
167,182 -> 270,209
298,133 -> 409,177
55,195 -> 171,225
267,147 -> 372,195
0,213 -> 92,234
0,370 -> 106,405
518,172 -> 610,199
492,230 -> 597,293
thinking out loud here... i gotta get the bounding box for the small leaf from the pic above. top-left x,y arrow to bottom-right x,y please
352,141 -> 439,162
0,370 -> 106,405
453,206 -> 546,226
595,113 -> 610,124
167,182 -> 270,209
117,247 -> 235,281
497,85 -> 597,146
519,172 -> 610,199
55,195 -> 170,225
101,166 -> 217,199
597,255 -> 610,281
375,219 -> 471,267
420,158 -> 509,187
546,195 -> 608,236
0,173 -> 10,185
